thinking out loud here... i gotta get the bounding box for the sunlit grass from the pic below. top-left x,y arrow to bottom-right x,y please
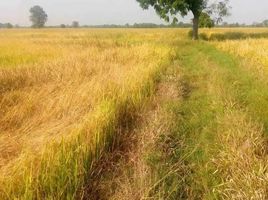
2,27 -> 267,200
198,28 -> 268,71
0,29 -> 182,199
214,38 -> 268,70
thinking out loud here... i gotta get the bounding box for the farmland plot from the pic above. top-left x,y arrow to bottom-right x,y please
0,29 -> 178,199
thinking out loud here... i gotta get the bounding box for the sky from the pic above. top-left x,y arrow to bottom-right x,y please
0,0 -> 268,26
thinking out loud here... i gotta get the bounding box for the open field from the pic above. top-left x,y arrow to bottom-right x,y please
214,35 -> 268,80
0,29 -> 177,199
199,28 -> 268,72
0,28 -> 268,199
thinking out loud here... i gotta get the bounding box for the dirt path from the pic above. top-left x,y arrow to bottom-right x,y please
83,62 -> 183,200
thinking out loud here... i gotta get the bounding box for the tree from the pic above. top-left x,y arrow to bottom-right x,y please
199,12 -> 214,28
29,5 -> 48,28
72,21 -> 79,28
6,23 -> 13,29
263,20 -> 268,27
0,23 -> 13,29
208,0 -> 231,24
136,0 -> 230,40
60,24 -> 66,28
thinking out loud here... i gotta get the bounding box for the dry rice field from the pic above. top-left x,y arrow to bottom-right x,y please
0,28 -> 268,199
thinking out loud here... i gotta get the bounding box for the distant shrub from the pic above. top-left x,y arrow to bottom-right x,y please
224,32 -> 246,40
199,33 -> 209,41
248,32 -> 268,39
188,30 -> 268,41
188,30 -> 208,40
209,32 -> 247,41
188,29 -> 193,39
208,32 -> 268,41
209,33 -> 226,41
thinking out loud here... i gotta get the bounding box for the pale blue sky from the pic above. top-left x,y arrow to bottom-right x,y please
0,0 -> 268,26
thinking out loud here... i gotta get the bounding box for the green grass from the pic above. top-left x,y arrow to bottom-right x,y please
199,43 -> 268,131
2,30 -> 268,199
148,39 -> 268,199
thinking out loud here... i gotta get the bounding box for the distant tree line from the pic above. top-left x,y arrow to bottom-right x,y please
3,20 -> 268,29
1,4 -> 268,29
245,19 -> 268,27
43,22 -> 193,29
220,20 -> 268,27
0,23 -> 15,28
31,20 -> 268,29
75,22 -> 193,28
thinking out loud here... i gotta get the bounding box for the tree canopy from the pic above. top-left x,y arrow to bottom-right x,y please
199,12 -> 214,28
29,5 -> 48,28
136,0 -> 230,39
263,20 -> 268,27
137,0 -> 207,19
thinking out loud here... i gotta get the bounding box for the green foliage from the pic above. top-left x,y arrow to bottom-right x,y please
263,20 -> 268,27
187,30 -> 208,41
29,6 -> 48,28
136,0 -> 230,40
188,30 -> 193,38
136,0 -> 207,21
199,33 -> 209,40
136,0 -> 208,40
208,32 -> 268,41
199,12 -> 214,28
208,33 -> 223,41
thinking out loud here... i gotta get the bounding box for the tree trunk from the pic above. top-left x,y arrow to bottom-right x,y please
192,16 -> 199,40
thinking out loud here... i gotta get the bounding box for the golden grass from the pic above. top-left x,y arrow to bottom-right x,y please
2,27 -> 267,199
214,38 -> 268,71
201,28 -> 268,74
215,109 -> 268,199
0,29 -> 180,199
207,65 -> 268,199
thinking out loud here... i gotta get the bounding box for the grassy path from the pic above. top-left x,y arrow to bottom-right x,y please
170,40 -> 268,199
86,39 -> 268,199
84,60 -> 183,199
